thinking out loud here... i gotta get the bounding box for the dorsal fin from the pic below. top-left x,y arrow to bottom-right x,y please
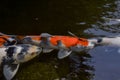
68,31 -> 78,38
40,33 -> 52,37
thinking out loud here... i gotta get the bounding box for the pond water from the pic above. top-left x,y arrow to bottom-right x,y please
0,0 -> 120,80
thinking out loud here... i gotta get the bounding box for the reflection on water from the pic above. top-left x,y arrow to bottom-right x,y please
0,0 -> 120,80
84,0 -> 120,37
84,0 -> 120,80
89,46 -> 120,80
67,52 -> 94,80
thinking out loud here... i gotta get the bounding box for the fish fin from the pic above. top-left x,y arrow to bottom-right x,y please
58,49 -> 72,59
42,48 -> 54,53
70,45 -> 85,52
68,31 -> 78,38
3,64 -> 20,80
40,33 -> 52,37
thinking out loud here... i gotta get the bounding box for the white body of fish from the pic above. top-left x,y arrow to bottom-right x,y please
0,48 -> 7,65
101,37 -> 120,46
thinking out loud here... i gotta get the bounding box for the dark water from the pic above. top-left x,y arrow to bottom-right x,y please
0,0 -> 120,80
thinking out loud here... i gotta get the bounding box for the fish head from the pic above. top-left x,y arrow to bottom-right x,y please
13,44 -> 41,63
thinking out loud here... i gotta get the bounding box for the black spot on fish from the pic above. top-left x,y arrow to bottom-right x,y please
6,47 -> 16,58
2,57 -> 15,65
8,40 -> 17,45
97,38 -> 102,43
20,45 -> 30,53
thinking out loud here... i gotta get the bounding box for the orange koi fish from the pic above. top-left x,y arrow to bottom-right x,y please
22,33 -> 94,59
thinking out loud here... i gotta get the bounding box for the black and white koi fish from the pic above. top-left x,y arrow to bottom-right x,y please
0,44 -> 42,80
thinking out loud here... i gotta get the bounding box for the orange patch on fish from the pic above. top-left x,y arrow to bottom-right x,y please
23,35 -> 89,47
50,36 -> 89,47
77,38 -> 89,47
16,35 -> 25,40
0,36 -> 10,46
30,36 -> 41,41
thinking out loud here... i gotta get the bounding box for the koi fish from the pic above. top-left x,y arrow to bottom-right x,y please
22,33 -> 94,59
0,44 -> 41,80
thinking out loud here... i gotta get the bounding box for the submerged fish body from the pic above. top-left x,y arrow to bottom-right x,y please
22,34 -> 92,49
42,35 -> 93,50
21,33 -> 94,59
0,32 -> 95,59
0,44 -> 41,80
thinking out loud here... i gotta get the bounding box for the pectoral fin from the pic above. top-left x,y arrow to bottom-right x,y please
43,48 -> 54,53
3,64 -> 20,80
58,49 -> 72,59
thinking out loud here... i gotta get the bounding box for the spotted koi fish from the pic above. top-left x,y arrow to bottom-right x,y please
1,32 -> 120,59
0,44 -> 41,80
22,33 -> 94,59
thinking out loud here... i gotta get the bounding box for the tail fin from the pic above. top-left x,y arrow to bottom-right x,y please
40,33 -> 52,37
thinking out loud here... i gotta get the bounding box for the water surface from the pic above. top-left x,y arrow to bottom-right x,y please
0,0 -> 120,80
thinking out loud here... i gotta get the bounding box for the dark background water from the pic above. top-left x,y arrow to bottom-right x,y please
0,0 -> 120,80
